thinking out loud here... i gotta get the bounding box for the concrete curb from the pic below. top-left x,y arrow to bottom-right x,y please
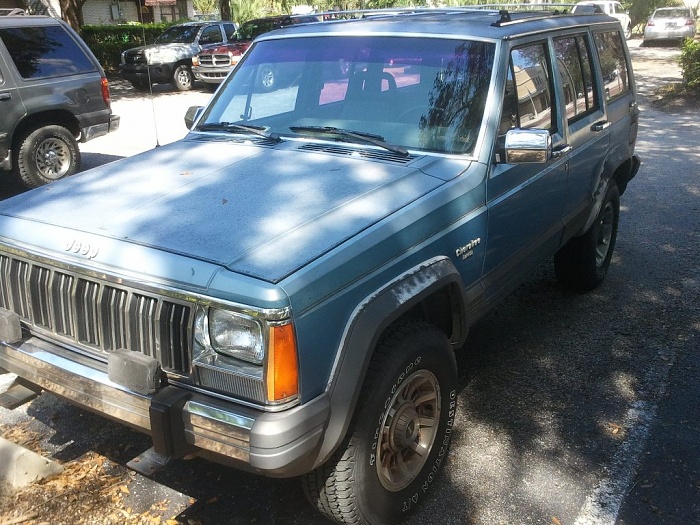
0,437 -> 63,489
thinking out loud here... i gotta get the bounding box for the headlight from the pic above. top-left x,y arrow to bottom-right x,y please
209,309 -> 264,364
192,306 -> 298,406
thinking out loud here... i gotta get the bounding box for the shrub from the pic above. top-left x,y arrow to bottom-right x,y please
679,37 -> 700,91
81,22 -> 175,75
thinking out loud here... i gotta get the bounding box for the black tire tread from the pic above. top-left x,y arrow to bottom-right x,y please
301,320 -> 451,525
16,125 -> 79,188
555,183 -> 620,292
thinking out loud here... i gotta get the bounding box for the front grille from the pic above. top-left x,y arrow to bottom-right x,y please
0,253 -> 192,374
124,51 -> 146,65
199,54 -> 232,67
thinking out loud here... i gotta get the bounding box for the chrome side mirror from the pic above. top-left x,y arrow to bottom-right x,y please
504,128 -> 551,164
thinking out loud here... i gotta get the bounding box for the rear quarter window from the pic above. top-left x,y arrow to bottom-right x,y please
0,25 -> 95,80
593,30 -> 631,101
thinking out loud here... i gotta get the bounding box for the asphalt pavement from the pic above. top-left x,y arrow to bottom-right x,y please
1,41 -> 699,525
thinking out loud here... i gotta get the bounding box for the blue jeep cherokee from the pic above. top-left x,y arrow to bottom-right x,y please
0,7 -> 639,524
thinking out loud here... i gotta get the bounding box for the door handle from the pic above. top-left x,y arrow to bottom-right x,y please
0,93 -> 11,101
551,144 -> 572,158
592,120 -> 610,132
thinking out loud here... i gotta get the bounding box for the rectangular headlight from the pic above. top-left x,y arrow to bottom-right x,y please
192,306 -> 299,407
209,309 -> 264,364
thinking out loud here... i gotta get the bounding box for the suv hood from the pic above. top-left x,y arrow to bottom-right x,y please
200,41 -> 251,56
0,138 -> 453,283
125,43 -> 199,61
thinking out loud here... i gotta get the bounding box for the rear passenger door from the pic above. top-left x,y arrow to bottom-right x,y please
594,29 -> 639,172
551,32 -> 609,229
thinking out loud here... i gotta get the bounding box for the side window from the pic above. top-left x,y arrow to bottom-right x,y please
0,26 -> 94,79
200,25 -> 223,46
594,30 -> 631,101
223,23 -> 237,40
501,43 -> 555,133
553,35 -> 599,124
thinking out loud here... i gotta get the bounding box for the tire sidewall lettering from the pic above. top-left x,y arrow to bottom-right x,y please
367,351 -> 456,514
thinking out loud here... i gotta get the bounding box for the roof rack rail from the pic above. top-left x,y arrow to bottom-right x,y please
0,8 -> 26,15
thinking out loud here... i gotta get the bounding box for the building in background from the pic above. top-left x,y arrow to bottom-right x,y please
0,0 -> 194,25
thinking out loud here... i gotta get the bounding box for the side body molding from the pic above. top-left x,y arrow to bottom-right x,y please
312,256 -> 467,467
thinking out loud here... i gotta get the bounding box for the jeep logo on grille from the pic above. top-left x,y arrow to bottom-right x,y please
65,239 -> 99,259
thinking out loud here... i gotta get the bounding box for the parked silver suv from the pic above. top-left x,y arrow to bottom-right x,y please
0,15 -> 119,188
120,21 -> 237,91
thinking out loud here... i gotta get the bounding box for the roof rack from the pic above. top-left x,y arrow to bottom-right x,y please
312,4 -> 595,25
0,8 -> 26,15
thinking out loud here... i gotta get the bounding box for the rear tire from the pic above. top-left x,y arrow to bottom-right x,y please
302,321 -> 457,525
555,183 -> 620,292
16,125 -> 80,188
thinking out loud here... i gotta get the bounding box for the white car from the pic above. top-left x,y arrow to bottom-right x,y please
573,1 -> 633,39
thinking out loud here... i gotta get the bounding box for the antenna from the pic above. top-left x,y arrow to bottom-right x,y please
137,1 -> 161,148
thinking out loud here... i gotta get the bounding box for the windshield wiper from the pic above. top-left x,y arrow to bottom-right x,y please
289,126 -> 408,157
197,122 -> 282,142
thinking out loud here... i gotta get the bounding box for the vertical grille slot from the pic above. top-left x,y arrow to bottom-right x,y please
51,272 -> 75,337
75,279 -> 101,347
29,266 -> 52,328
0,253 -> 192,374
0,255 -> 11,310
10,259 -> 30,318
130,294 -> 158,359
102,286 -> 128,352
160,302 -> 191,372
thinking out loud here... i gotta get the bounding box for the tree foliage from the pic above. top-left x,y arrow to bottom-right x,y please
193,0 -> 219,15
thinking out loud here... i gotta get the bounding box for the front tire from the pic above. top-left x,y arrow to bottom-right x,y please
555,183 -> 620,291
16,125 -> 80,188
302,321 -> 457,525
172,64 -> 194,91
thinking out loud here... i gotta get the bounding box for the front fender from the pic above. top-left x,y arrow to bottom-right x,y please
311,256 -> 466,468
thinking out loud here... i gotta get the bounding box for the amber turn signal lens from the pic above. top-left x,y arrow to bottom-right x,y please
267,324 -> 299,402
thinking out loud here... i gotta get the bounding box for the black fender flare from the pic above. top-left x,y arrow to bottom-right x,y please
311,256 -> 467,468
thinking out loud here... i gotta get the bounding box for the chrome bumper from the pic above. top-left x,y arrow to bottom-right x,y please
0,336 -> 329,477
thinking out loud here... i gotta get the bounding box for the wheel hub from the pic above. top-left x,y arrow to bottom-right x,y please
388,402 -> 420,451
376,370 -> 440,492
36,138 -> 69,178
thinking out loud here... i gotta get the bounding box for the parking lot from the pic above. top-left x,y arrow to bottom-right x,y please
1,40 -> 699,525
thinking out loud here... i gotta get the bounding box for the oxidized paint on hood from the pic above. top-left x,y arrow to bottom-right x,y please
0,137 -> 454,282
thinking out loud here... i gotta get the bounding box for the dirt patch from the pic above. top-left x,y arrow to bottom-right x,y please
650,82 -> 700,112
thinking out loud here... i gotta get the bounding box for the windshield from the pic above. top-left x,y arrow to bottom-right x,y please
155,25 -> 201,44
199,35 -> 495,155
652,8 -> 691,18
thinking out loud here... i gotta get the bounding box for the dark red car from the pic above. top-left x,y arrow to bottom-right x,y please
192,14 -> 320,89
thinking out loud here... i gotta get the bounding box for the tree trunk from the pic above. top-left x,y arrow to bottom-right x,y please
219,0 -> 231,21
59,0 -> 85,32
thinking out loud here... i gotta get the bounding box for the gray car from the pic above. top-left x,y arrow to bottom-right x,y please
643,7 -> 696,45
0,15 -> 119,187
